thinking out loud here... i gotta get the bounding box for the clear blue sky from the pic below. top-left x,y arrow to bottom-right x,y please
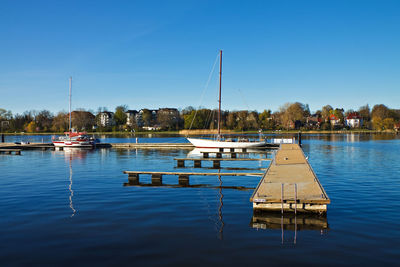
1,0 -> 399,114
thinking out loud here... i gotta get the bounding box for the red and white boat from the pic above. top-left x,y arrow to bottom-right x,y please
53,131 -> 94,148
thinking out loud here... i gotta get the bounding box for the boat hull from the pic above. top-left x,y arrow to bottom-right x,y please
187,138 -> 267,149
53,141 -> 93,148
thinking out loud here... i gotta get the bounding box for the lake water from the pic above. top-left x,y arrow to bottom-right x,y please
0,134 -> 399,266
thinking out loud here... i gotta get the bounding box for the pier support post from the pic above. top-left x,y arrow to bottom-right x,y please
203,152 -> 209,158
213,160 -> 220,169
177,160 -> 185,167
231,152 -> 237,158
151,174 -> 162,185
15,150 -> 21,155
242,148 -> 247,153
194,160 -> 202,168
230,148 -> 235,152
298,132 -> 302,147
216,152 -> 222,158
178,175 -> 189,186
219,148 -> 224,152
1,134 -> 4,143
128,173 -> 139,185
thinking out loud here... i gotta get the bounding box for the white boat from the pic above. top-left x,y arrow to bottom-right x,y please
187,137 -> 266,149
52,77 -> 97,148
186,50 -> 267,149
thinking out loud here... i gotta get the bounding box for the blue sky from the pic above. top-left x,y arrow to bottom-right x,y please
1,0 -> 399,114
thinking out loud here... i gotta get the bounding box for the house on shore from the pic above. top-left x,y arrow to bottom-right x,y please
306,114 -> 321,129
99,111 -> 115,127
125,110 -> 139,127
329,114 -> 341,127
345,112 -> 362,128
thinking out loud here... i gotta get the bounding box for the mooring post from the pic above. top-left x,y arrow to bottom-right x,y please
294,183 -> 297,215
213,160 -> 220,169
194,160 -> 202,168
177,159 -> 185,167
298,131 -> 302,146
128,173 -> 140,185
281,183 -> 284,214
151,174 -> 162,185
178,175 -> 189,186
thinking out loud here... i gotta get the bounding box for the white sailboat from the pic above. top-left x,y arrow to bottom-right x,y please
52,77 -> 97,148
186,50 -> 267,149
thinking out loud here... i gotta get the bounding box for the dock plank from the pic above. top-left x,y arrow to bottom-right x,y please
250,144 -> 330,213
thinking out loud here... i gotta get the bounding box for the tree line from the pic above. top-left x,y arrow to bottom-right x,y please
1,102 -> 399,133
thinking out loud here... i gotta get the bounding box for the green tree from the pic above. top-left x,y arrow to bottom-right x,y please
114,105 -> 128,127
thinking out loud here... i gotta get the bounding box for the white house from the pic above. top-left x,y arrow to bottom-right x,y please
99,111 -> 115,127
345,113 -> 362,128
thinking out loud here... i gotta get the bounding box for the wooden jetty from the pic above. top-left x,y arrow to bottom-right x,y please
0,148 -> 21,155
107,143 -> 193,149
123,171 -> 264,186
174,157 -> 270,168
250,144 -> 330,213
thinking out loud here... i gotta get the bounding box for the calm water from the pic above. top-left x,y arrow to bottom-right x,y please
1,134 -> 399,266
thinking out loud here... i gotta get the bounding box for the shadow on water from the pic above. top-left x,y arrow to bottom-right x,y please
250,211 -> 329,244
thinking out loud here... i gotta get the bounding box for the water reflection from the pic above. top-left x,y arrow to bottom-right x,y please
62,148 -> 90,217
250,212 -> 329,244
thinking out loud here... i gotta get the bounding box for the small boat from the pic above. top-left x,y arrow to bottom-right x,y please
186,50 -> 267,149
187,137 -> 266,149
53,131 -> 96,148
52,77 -> 98,148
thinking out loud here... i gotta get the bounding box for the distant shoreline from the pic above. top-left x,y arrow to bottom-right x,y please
1,129 -> 397,135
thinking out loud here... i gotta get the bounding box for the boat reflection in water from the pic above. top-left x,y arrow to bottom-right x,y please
250,211 -> 329,244
62,147 -> 90,217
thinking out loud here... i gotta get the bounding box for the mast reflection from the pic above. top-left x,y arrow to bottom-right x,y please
62,148 -> 90,217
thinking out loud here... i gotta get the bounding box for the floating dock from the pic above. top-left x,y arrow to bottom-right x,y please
0,148 -> 21,155
250,144 -> 330,213
123,171 -> 264,186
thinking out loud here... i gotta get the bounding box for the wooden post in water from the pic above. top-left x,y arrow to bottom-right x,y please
194,160 -> 202,168
178,175 -> 189,186
213,160 -> 221,169
128,173 -> 139,185
151,174 -> 162,185
177,159 -> 185,167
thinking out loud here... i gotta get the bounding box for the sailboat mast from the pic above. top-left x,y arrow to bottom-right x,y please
217,50 -> 222,139
69,77 -> 72,132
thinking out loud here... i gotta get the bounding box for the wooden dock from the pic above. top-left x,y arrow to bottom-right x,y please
250,144 -> 330,213
108,143 -> 194,149
174,157 -> 270,168
123,171 -> 264,186
0,148 -> 21,155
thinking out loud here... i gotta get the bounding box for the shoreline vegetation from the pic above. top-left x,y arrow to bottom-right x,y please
1,103 -> 400,134
2,129 -> 398,135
